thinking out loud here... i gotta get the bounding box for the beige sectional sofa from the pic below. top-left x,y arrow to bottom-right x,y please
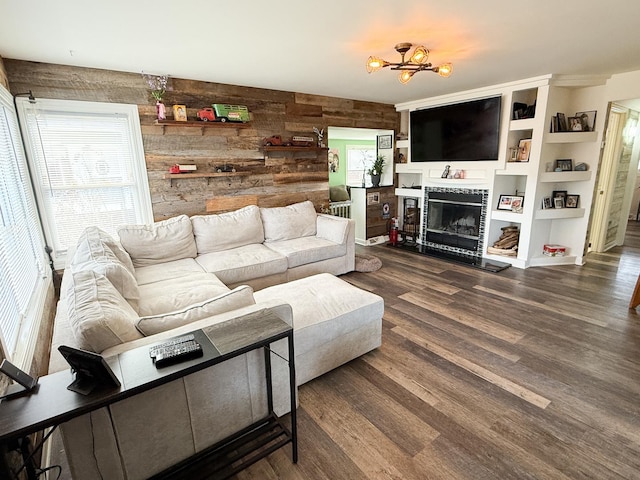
49,200 -> 383,479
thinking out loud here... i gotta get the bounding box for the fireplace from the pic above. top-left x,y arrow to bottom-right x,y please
422,187 -> 488,258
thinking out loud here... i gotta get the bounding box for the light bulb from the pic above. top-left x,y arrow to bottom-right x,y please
398,70 -> 415,84
410,46 -> 429,64
436,63 -> 453,78
366,56 -> 387,73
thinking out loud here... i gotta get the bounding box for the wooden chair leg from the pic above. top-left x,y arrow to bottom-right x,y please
630,274 -> 640,309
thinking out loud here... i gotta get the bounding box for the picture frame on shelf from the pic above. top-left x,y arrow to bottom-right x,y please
565,194 -> 579,208
554,197 -> 565,209
173,104 -> 187,122
555,159 -> 573,171
569,117 -> 582,131
557,112 -> 568,132
552,190 -> 568,205
511,197 -> 524,213
377,135 -> 392,149
497,194 -> 524,211
542,197 -> 553,209
517,139 -> 531,162
575,110 -> 597,131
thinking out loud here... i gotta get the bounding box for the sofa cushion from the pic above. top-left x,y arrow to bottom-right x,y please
137,272 -> 230,317
316,214 -> 350,245
264,237 -> 347,268
66,270 -> 143,353
191,205 -> 264,254
134,258 -> 205,286
72,227 -> 135,275
260,201 -> 317,242
196,244 -> 288,285
117,215 -> 197,268
136,285 -> 256,336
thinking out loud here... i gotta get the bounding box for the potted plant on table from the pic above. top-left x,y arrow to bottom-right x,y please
367,155 -> 385,187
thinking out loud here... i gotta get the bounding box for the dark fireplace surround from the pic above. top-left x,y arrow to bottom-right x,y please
422,187 -> 488,259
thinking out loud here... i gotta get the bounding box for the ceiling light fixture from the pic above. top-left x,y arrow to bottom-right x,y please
366,42 -> 453,84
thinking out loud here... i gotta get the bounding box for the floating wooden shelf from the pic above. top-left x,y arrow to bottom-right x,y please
261,146 -> 328,160
163,171 -> 250,186
154,120 -> 251,134
261,146 -> 328,152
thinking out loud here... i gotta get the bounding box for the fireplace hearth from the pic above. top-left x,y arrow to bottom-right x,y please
388,187 -> 510,272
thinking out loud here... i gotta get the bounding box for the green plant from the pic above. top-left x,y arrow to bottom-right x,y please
367,155 -> 385,176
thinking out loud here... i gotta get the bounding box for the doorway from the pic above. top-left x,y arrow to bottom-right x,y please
588,100 -> 640,252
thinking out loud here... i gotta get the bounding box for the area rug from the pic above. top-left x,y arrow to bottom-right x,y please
354,253 -> 382,272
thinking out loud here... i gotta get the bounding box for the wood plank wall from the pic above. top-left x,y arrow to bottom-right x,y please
4,60 -> 399,220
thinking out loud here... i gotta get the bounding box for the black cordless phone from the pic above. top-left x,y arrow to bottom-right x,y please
0,359 -> 38,391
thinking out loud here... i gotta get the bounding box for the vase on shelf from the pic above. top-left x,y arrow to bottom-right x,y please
371,174 -> 381,187
156,100 -> 166,121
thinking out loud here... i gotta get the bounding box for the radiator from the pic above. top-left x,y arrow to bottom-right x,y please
330,201 -> 351,218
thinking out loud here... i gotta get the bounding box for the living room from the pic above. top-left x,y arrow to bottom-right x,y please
1,1 -> 640,479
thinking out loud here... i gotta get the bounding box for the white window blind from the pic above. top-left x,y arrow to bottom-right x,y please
17,99 -> 153,269
0,86 -> 50,363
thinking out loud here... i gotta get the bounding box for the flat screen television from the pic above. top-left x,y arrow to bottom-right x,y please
410,96 -> 502,162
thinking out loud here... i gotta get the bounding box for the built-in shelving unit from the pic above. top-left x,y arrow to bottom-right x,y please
396,74 -> 604,268
485,77 -> 602,267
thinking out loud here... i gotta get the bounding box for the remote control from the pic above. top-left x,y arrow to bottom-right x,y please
149,334 -> 196,358
154,341 -> 203,368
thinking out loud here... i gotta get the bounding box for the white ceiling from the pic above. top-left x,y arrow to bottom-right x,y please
1,1 -> 640,105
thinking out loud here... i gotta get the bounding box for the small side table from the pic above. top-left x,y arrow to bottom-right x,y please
0,309 -> 296,480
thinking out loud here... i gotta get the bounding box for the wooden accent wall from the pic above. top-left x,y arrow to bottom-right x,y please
4,60 -> 399,220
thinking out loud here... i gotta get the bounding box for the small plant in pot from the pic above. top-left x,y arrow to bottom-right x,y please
367,155 -> 385,187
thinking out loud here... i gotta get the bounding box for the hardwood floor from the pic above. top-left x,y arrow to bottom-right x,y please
236,226 -> 640,480
47,225 -> 640,479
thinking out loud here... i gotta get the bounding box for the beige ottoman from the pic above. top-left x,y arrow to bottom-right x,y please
254,273 -> 383,385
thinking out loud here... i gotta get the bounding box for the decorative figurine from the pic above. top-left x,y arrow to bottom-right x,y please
313,127 -> 325,147
441,165 -> 450,178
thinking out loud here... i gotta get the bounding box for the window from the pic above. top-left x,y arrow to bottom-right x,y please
346,145 -> 375,186
0,86 -> 51,365
16,98 -> 153,269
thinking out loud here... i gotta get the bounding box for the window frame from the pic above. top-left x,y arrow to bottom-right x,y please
16,98 -> 153,269
0,85 -> 52,368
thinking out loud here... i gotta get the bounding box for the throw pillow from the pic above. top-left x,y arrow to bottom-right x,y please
117,215 -> 197,268
329,185 -> 350,202
191,205 -> 265,254
67,270 -> 143,353
135,285 -> 256,336
260,200 -> 317,242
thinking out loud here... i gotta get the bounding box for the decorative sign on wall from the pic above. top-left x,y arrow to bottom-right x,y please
382,202 -> 390,219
